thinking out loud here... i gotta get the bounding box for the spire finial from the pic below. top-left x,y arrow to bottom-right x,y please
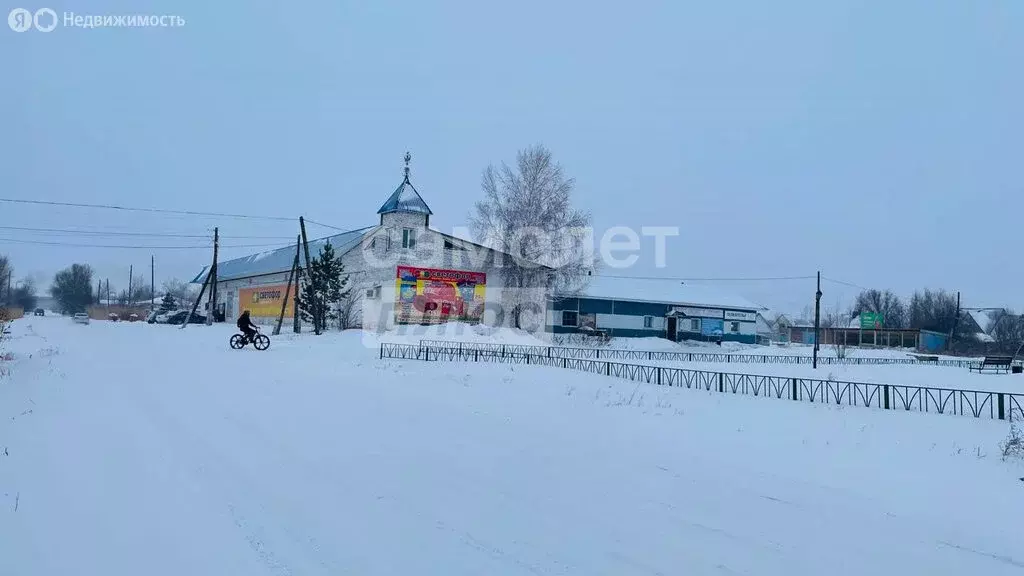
403,151 -> 411,180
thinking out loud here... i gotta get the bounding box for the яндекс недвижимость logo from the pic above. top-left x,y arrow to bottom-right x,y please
8,7 -> 185,32
8,8 -> 57,32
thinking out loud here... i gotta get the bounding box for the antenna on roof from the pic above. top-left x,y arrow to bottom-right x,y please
403,151 -> 411,181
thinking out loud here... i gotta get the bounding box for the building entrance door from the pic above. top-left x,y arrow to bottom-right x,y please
666,317 -> 677,341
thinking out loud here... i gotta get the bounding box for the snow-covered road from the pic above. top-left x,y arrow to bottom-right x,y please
1,317 -> 1022,575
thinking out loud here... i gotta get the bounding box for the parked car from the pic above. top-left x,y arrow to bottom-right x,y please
165,310 -> 206,325
33,308 -> 44,316
73,313 -> 90,324
108,313 -> 119,322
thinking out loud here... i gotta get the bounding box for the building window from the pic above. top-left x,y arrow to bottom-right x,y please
730,321 -> 740,333
562,310 -> 578,327
443,239 -> 466,251
368,236 -> 377,249
402,228 -> 416,249
643,316 -> 653,328
365,285 -> 382,299
688,318 -> 700,332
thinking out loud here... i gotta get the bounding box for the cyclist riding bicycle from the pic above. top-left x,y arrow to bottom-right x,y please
236,310 -> 259,343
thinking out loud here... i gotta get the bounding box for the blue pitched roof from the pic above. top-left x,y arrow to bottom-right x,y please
377,177 -> 432,216
191,226 -> 375,283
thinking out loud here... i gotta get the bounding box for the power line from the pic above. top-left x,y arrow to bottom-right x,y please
594,273 -> 816,282
821,276 -> 871,291
304,218 -> 351,232
0,197 -> 296,222
0,225 -> 294,240
0,237 -> 285,250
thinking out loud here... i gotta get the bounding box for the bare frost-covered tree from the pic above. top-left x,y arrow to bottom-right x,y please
162,278 -> 200,305
336,293 -> 363,330
0,255 -> 10,302
470,145 -> 595,328
822,306 -> 851,358
988,309 -> 1024,348
852,289 -> 907,329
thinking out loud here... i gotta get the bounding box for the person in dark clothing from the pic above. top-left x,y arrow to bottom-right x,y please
237,310 -> 259,342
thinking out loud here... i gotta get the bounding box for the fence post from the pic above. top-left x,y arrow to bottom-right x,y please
718,373 -> 724,393
502,344 -> 506,358
475,349 -> 479,362
649,351 -> 653,361
605,361 -> 610,376
563,357 -> 567,369
527,353 -> 531,365
658,367 -> 662,386
791,378 -> 797,401
596,349 -> 601,359
883,385 -> 890,409
998,393 -> 1005,420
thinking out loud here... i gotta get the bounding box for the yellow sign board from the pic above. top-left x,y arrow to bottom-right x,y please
238,284 -> 296,318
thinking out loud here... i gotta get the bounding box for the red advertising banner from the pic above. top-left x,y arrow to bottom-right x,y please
394,266 -> 486,324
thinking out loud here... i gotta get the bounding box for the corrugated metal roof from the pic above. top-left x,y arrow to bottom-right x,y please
191,226 -> 375,283
377,177 -> 432,215
559,275 -> 761,311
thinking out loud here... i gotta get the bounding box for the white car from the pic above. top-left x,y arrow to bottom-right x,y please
73,313 -> 90,324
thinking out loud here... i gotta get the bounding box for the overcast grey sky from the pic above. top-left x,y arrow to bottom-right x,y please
3,0 -> 1021,315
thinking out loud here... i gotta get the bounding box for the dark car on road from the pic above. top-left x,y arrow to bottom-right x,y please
34,308 -> 45,316
165,310 -> 206,325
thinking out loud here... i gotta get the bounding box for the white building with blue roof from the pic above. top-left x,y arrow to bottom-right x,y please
548,274 -> 764,344
192,154 -> 545,330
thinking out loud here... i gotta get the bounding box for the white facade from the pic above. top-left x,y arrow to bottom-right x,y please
203,170 -> 548,333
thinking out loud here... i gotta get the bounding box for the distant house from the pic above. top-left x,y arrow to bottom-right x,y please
965,310 -> 996,343
754,312 -> 775,345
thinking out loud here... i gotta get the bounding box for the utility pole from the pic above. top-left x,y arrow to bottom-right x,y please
813,271 -> 822,369
207,228 -> 219,325
948,291 -> 961,351
292,235 -> 302,334
96,280 -> 102,306
183,269 -> 211,330
105,279 -> 110,309
275,236 -> 301,336
128,265 -> 133,308
299,217 -> 319,335
151,255 -> 155,311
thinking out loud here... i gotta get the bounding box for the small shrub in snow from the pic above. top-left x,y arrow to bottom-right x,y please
1000,421 -> 1024,462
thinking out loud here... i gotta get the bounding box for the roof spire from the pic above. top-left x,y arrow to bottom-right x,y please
403,151 -> 411,181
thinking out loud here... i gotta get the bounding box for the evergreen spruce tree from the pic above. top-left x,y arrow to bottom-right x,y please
300,242 -> 351,331
159,293 -> 177,313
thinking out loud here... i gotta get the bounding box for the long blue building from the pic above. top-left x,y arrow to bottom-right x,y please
548,275 -> 763,344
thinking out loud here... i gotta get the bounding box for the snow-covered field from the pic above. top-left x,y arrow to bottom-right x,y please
1,316 -> 1023,575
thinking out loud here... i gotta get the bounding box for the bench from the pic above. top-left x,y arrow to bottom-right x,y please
911,354 -> 939,363
969,356 -> 1013,374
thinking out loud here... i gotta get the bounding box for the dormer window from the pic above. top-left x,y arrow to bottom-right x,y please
402,228 -> 417,249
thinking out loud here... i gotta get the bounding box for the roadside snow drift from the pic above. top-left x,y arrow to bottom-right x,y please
1,317 -> 1022,575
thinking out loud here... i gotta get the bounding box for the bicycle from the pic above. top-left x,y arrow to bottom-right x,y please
230,328 -> 270,351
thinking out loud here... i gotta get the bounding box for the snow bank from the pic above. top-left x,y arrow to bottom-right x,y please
1,317 -> 1022,575
373,321 -> 551,347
